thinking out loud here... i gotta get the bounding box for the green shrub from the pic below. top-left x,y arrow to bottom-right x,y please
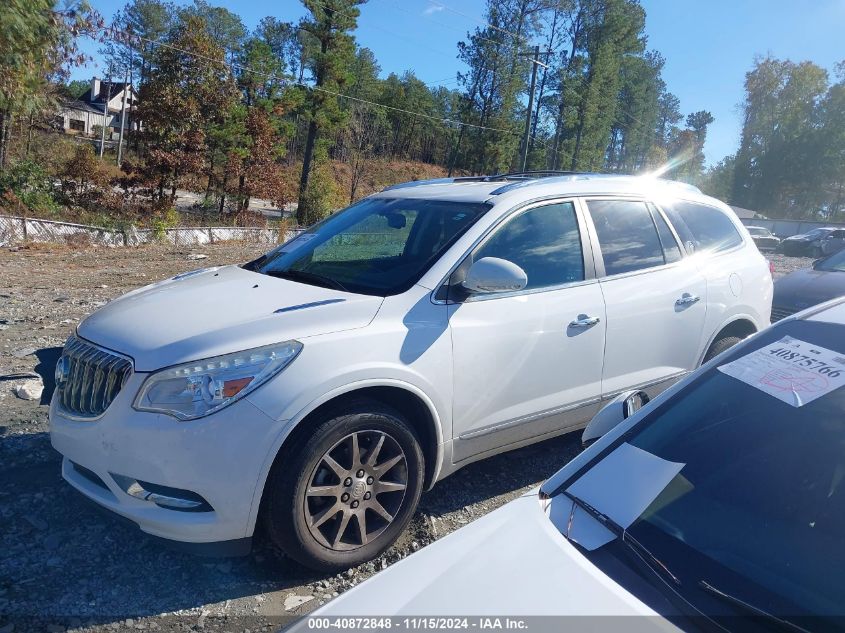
298,162 -> 341,226
151,207 -> 180,240
0,160 -> 60,215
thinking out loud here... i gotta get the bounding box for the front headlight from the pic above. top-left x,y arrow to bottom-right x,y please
133,341 -> 302,420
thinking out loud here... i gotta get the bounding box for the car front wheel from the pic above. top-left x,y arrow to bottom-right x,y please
263,402 -> 424,572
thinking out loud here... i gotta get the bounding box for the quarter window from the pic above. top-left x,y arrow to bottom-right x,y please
473,202 -> 584,291
587,200 -> 665,276
663,201 -> 743,253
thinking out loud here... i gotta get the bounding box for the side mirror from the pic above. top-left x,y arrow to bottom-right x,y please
581,390 -> 650,448
462,257 -> 528,294
383,212 -> 407,229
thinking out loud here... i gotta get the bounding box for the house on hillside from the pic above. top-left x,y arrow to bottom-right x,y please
57,78 -> 139,139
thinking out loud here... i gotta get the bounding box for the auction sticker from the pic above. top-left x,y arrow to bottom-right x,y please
718,336 -> 845,407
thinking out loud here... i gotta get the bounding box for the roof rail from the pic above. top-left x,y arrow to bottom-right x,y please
380,171 -> 702,196
381,176 -> 495,192
482,170 -> 582,181
381,171 -> 584,192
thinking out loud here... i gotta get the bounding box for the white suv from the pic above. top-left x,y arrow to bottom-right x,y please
49,173 -> 772,571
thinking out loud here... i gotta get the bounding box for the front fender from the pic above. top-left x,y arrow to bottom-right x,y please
243,376 -> 446,538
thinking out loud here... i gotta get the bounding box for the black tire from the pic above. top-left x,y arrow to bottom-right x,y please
703,335 -> 743,364
263,401 -> 424,572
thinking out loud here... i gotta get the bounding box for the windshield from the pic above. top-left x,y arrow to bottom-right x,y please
804,228 -> 833,239
747,227 -> 769,236
247,197 -> 490,296
572,319 -> 845,621
817,249 -> 845,272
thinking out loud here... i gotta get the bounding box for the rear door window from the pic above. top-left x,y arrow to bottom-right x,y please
587,200 -> 665,276
663,201 -> 743,254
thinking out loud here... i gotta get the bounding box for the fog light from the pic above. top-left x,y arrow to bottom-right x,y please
111,474 -> 213,512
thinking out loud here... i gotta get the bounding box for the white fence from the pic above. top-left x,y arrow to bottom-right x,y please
740,217 -> 845,238
0,215 -> 301,247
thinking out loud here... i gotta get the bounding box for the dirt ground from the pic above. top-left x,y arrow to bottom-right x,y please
0,244 -> 812,632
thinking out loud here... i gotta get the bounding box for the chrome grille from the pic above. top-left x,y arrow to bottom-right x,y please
58,336 -> 132,418
770,306 -> 796,323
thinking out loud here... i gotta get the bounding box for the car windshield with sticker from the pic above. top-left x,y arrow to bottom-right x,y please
571,318 -> 845,621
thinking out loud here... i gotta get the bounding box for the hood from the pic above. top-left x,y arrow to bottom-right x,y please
77,265 -> 383,371
773,268 -> 845,310
313,494 -> 666,619
784,233 -> 824,243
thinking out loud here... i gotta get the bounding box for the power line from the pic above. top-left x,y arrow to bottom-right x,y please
305,0 -> 461,63
87,24 -> 550,145
376,0 -> 531,54
424,0 -> 531,46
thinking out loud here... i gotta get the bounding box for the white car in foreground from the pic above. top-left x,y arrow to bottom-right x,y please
49,172 -> 771,571
314,297 -> 845,630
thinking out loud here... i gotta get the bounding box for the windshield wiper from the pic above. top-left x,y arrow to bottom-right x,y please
265,269 -> 348,292
565,492 -> 682,586
698,580 -> 810,633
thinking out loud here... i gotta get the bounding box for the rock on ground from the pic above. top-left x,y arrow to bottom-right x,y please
14,378 -> 43,401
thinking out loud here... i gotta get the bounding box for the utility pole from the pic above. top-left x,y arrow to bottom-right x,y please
519,46 -> 550,172
117,68 -> 129,165
99,66 -> 113,158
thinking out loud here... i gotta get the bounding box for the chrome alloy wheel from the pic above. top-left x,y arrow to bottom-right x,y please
304,430 -> 408,551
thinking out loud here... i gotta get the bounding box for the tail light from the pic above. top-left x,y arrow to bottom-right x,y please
768,260 -> 775,277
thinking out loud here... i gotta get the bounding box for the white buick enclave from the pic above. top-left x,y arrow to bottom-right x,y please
49,173 -> 772,570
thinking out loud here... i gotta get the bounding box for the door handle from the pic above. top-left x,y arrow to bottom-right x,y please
569,315 -> 601,328
675,293 -> 701,306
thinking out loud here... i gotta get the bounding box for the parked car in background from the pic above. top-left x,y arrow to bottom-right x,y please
314,297 -> 845,629
49,172 -> 772,571
820,228 -> 845,256
772,247 -> 845,321
780,227 -> 837,256
745,225 -> 780,251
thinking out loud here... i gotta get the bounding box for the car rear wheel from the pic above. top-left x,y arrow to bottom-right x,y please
263,402 -> 424,572
703,335 -> 743,364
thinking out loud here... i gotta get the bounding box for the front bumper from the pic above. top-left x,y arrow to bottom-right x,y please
49,372 -> 286,547
781,240 -> 814,255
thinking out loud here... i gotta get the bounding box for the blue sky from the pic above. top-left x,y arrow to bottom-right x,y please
73,0 -> 845,166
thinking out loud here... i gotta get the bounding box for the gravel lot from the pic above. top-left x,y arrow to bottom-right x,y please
0,244 -> 812,632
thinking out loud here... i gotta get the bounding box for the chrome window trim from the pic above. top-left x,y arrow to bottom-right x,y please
647,201 -> 685,259
430,195 -> 596,305
581,195 -> 683,280
652,196 -> 748,257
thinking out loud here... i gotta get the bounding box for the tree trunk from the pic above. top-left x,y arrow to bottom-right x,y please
0,110 -> 12,170
571,104 -> 586,171
218,171 -> 229,214
206,155 -> 215,196
297,118 -> 318,224
25,112 -> 34,158
447,125 -> 466,177
237,174 -> 247,212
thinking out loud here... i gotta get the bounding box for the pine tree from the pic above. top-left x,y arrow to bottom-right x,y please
136,15 -> 238,203
296,0 -> 365,225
